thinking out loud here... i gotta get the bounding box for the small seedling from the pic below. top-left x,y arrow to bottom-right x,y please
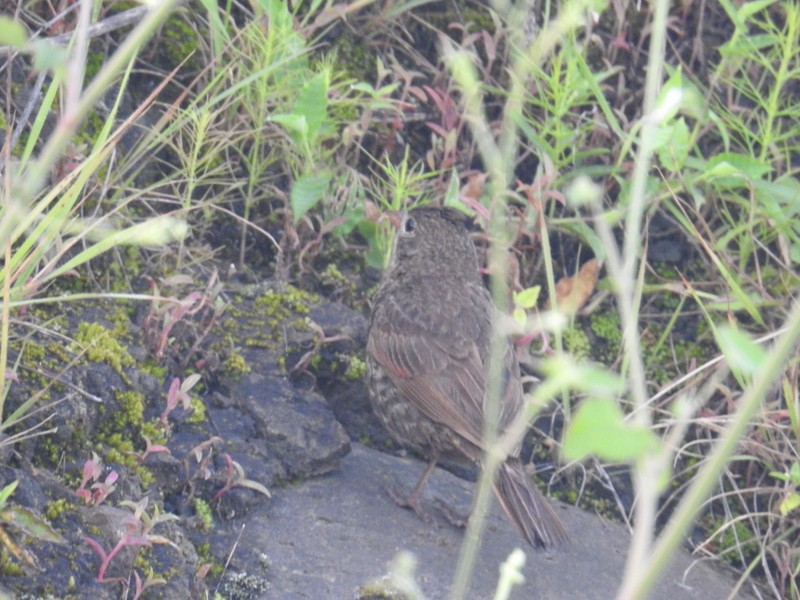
75,453 -> 118,507
82,498 -> 179,588
159,374 -> 201,426
212,453 -> 271,502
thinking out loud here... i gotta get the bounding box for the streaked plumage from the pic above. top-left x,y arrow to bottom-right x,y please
366,206 -> 567,548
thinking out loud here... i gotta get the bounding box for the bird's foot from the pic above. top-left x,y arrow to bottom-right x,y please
387,485 -> 438,525
432,499 -> 469,528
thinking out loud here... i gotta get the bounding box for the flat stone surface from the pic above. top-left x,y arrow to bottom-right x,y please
223,444 -> 757,599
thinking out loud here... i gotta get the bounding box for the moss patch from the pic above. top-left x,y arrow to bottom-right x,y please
72,322 -> 134,376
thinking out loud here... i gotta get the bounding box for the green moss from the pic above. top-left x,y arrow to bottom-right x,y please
85,46 -> 105,81
590,311 -> 622,346
76,111 -> 105,148
574,490 -> 617,516
96,428 -> 153,487
308,352 -> 323,370
193,498 -> 214,532
223,351 -> 251,377
101,434 -> 136,463
641,328 -> 673,384
319,263 -> 356,297
196,542 -> 223,578
222,285 -> 321,375
705,516 -> 760,562
40,438 -> 62,466
46,340 -> 73,364
142,360 -> 168,380
355,582 -> 407,599
45,498 -> 73,521
141,419 -> 169,447
254,286 -> 317,318
563,327 -> 591,360
186,396 -> 207,424
133,550 -> 152,571
330,36 -> 372,83
21,342 -> 46,363
72,321 -> 134,376
589,310 -> 622,362
160,14 -> 203,72
342,354 -> 366,380
113,390 -> 145,430
462,6 -> 497,31
0,548 -> 24,576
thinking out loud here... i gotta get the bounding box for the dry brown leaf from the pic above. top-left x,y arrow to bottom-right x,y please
461,171 -> 487,203
363,200 -> 382,223
546,258 -> 600,315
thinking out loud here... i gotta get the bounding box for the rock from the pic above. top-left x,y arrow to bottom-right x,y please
213,443 -> 759,600
220,371 -> 350,480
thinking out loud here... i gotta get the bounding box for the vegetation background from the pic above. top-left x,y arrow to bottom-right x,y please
0,0 -> 799,598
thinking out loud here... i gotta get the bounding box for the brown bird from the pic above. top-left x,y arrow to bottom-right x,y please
366,206 -> 567,549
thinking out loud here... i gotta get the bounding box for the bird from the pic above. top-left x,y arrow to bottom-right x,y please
366,205 -> 567,549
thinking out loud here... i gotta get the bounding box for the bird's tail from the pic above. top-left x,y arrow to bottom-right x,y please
494,458 -> 568,549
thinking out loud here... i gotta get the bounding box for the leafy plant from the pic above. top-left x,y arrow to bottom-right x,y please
75,453 -> 118,507
82,497 -> 178,592
0,480 -> 66,571
436,0 -> 800,598
0,2 -> 185,442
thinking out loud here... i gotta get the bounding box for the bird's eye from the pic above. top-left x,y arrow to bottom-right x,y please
403,217 -> 416,234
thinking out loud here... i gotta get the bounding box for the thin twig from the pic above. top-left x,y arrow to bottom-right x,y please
0,6 -> 151,58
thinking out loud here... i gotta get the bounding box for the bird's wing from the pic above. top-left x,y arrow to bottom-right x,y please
367,289 -> 489,450
495,342 -> 525,437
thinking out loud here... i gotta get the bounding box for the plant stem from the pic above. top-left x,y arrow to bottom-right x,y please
611,0 -> 670,589
617,293 -> 800,599
16,0 -> 180,204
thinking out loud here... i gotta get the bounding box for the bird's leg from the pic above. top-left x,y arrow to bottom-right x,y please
388,454 -> 440,524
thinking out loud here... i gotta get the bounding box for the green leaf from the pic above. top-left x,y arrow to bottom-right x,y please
351,82 -> 377,94
0,506 -> 67,543
779,492 -> 800,517
254,0 -> 294,31
563,398 -> 660,462
443,169 -> 461,208
657,117 -> 690,172
514,286 -> 540,309
770,462 -> 800,484
791,244 -> 800,265
295,71 -> 328,142
513,307 -> 527,327
703,153 -> 772,184
651,67 -> 684,124
753,176 -> 800,219
45,216 -> 188,283
291,172 -> 330,223
737,0 -> 776,21
30,39 -> 68,72
789,462 -> 800,483
565,175 -> 603,208
269,113 -> 308,138
0,481 -> 18,507
715,325 -> 765,375
0,17 -> 27,47
540,357 -> 626,396
720,33 -> 776,58
663,64 -> 707,120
